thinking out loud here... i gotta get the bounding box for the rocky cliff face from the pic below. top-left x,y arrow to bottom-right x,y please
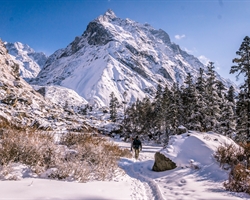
4,42 -> 48,81
31,9 -> 234,107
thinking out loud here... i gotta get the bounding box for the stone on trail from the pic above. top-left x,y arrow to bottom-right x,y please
152,152 -> 176,172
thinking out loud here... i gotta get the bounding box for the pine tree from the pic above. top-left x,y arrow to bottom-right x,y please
196,68 -> 206,96
127,98 -> 146,134
167,83 -> 182,133
226,85 -> 236,104
195,68 -> 207,131
141,97 -> 154,135
182,73 -> 196,127
235,91 -> 248,141
220,98 -> 236,138
109,92 -> 119,122
204,62 -> 221,132
182,73 -> 202,130
122,91 -> 128,115
161,85 -> 172,135
215,80 -> 231,134
123,103 -> 136,135
135,98 -> 144,133
230,36 -> 250,141
153,84 -> 164,134
216,80 -> 227,99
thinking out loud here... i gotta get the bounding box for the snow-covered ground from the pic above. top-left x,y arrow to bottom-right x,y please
1,131 -> 250,200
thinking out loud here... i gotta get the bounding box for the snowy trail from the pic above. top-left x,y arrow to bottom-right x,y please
116,139 -> 249,200
1,135 -> 250,200
117,141 -> 164,200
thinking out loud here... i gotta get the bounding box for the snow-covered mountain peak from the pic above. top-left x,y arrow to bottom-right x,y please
98,9 -> 117,21
94,9 -> 117,23
4,42 -> 48,81
13,42 -> 34,53
32,11 -> 235,107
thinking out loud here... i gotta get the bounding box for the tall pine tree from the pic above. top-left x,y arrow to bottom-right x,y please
195,68 -> 207,131
182,73 -> 201,130
153,84 -> 164,134
230,36 -> 250,141
204,62 -> 221,131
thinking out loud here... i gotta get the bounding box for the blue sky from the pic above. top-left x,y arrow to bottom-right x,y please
1,0 -> 250,84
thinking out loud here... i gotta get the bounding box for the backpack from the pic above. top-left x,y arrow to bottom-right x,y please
133,139 -> 141,149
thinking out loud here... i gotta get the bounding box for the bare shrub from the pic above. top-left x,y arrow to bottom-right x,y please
0,129 -> 56,169
216,142 -> 250,194
239,142 -> 250,167
0,122 -> 132,182
214,143 -> 243,168
59,132 -> 132,181
224,164 -> 250,193
60,132 -> 102,147
47,159 -> 90,182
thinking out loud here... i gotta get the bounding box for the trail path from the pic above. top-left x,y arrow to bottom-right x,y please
116,141 -> 164,200
115,138 -> 249,200
1,137 -> 249,200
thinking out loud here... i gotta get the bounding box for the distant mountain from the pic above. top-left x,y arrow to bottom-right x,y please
0,39 -> 89,131
4,42 -> 48,81
31,9 -> 235,107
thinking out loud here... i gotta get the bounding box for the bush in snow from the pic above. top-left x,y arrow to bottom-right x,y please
240,142 -> 250,168
215,143 -> 244,168
59,132 -> 132,181
224,163 -> 250,193
215,142 -> 250,194
0,120 -> 132,182
0,128 -> 56,169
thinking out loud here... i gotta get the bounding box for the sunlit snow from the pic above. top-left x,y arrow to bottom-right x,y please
1,131 -> 249,200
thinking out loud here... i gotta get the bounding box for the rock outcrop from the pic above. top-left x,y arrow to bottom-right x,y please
152,152 -> 176,172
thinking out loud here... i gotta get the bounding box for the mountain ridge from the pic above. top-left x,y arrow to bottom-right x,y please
31,9 -> 235,107
4,42 -> 48,81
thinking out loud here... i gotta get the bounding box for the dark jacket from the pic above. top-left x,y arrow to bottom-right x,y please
131,138 -> 142,150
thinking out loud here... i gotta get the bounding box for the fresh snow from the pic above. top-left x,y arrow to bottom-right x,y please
1,131 -> 249,200
32,85 -> 88,109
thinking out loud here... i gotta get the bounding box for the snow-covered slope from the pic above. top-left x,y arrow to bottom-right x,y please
32,85 -> 88,111
4,42 -> 48,81
163,131 -> 237,172
31,9 -> 234,107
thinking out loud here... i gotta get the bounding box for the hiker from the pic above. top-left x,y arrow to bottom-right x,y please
131,136 -> 142,159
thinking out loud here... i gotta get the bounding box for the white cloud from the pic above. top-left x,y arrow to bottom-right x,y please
215,61 -> 221,70
198,57 -> 222,71
183,47 -> 194,54
175,34 -> 186,40
198,55 -> 210,65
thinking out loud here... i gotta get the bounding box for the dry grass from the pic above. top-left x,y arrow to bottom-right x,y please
0,129 -> 56,168
59,132 -> 132,181
0,118 -> 132,182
